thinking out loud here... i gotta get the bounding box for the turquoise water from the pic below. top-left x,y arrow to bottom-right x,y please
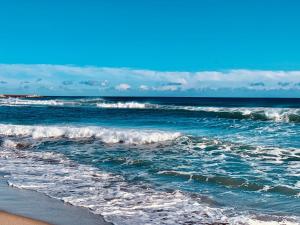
0,97 -> 299,224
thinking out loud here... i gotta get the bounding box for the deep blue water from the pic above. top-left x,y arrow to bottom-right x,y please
0,97 -> 299,225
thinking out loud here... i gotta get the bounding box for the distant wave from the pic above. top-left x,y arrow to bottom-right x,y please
0,124 -> 181,145
0,98 -> 66,106
0,97 -> 106,107
1,142 -> 298,225
181,106 -> 300,122
96,102 -> 149,109
96,101 -> 300,122
2,98 -> 300,122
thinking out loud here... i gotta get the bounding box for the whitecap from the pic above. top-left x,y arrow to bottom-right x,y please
96,102 -> 148,109
0,124 -> 181,145
0,98 -> 65,106
1,147 -> 298,225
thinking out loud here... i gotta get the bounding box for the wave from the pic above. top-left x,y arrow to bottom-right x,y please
2,97 -> 300,123
169,136 -> 300,196
0,124 -> 181,145
96,102 -> 149,109
0,144 -> 298,225
0,97 -> 110,107
181,106 -> 300,122
96,101 -> 300,122
0,98 -> 66,106
2,139 -> 18,148
157,170 -> 300,196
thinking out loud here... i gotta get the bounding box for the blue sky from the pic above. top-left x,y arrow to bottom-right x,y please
0,0 -> 300,96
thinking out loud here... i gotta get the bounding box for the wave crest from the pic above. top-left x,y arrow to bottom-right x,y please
0,98 -> 65,106
95,101 -> 300,123
2,98 -> 300,123
183,106 -> 300,122
0,124 -> 181,145
96,102 -> 148,109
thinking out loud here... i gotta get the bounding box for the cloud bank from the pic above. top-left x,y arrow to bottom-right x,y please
0,64 -> 300,97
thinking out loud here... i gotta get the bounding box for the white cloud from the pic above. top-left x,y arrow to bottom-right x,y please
115,83 -> 131,91
154,85 -> 179,91
139,85 -> 149,90
1,64 -> 300,96
101,80 -> 108,87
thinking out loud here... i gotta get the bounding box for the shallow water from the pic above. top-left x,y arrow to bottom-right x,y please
0,97 -> 299,225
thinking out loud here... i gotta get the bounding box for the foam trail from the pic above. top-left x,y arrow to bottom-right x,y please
0,145 -> 298,225
0,124 -> 181,144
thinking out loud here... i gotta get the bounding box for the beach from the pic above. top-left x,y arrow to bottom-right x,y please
0,180 -> 111,225
0,96 -> 299,225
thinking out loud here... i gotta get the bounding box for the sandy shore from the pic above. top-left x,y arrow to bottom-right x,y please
0,211 -> 51,225
0,180 -> 111,225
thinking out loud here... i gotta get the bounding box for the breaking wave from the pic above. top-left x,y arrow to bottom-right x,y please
2,98 -> 300,123
96,102 -> 149,109
0,143 -> 298,225
0,97 -> 106,107
182,106 -> 300,123
0,124 -> 181,145
0,98 -> 66,106
96,101 -> 300,122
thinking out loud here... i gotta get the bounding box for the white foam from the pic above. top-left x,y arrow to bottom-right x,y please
96,102 -> 300,122
96,102 -> 148,109
0,146 -> 298,225
0,98 -> 65,106
231,217 -> 299,225
178,106 -> 300,122
1,98 -> 299,122
2,139 -> 18,148
0,124 -> 181,145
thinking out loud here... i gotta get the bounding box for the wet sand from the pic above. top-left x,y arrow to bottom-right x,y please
0,180 -> 112,225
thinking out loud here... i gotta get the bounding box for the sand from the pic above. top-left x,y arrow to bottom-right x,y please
0,211 -> 51,225
0,180 -> 111,225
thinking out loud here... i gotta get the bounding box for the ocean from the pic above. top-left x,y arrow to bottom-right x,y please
0,96 -> 299,225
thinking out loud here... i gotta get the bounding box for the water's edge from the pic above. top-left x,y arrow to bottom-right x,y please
0,179 -> 112,225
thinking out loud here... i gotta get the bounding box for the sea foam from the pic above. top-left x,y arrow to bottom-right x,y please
96,102 -> 148,109
182,106 -> 300,122
2,98 -> 300,123
96,101 -> 300,122
0,98 -> 65,106
0,144 -> 298,225
0,124 -> 181,144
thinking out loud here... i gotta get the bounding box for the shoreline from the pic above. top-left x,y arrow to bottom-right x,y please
0,179 -> 112,225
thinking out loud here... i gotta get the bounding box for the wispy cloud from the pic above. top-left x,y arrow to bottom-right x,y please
139,85 -> 149,91
1,64 -> 300,96
115,83 -> 131,91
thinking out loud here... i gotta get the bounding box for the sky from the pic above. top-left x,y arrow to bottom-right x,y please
0,0 -> 300,97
